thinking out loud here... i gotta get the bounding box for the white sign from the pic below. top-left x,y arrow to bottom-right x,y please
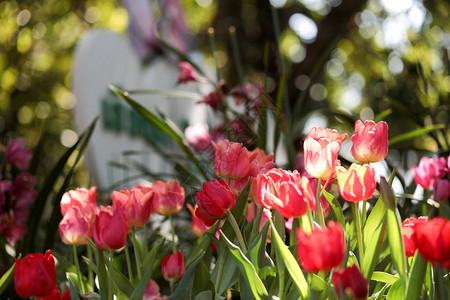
72,29 -> 208,190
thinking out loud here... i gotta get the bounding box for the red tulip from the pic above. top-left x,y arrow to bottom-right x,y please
401,216 -> 428,257
59,206 -> 92,245
112,185 -> 153,229
38,284 -> 70,300
411,156 -> 447,189
6,138 -> 32,170
194,205 -> 217,227
351,120 -> 388,163
187,204 -> 210,237
304,136 -> 342,180
14,250 -> 56,298
332,265 -> 368,300
152,180 -> 185,216
335,164 -> 376,202
415,217 -> 450,266
212,139 -> 255,180
196,179 -> 235,219
297,221 -> 346,272
176,62 -> 198,84
161,251 -> 185,282
60,187 -> 98,222
93,205 -> 128,250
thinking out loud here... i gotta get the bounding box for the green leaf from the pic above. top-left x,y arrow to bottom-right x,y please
386,278 -> 404,300
0,263 -> 14,295
44,117 -> 99,250
374,108 -> 392,122
109,85 -> 209,180
186,221 -> 220,267
247,221 -> 273,279
211,250 -> 238,295
130,239 -> 165,300
371,272 -> 398,285
439,202 -> 450,220
96,250 -> 109,300
67,272 -> 82,294
405,252 -> 427,300
23,117 -> 98,253
269,219 -> 309,299
220,231 -> 268,299
126,89 -> 202,100
380,177 -> 407,291
112,265 -> 134,297
69,278 -> 82,300
388,124 -> 445,146
362,197 -> 387,279
323,191 -> 345,227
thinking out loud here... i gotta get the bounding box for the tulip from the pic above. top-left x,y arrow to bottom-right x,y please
351,120 -> 388,163
144,279 -> 168,300
187,204 -> 210,237
401,216 -> 428,257
335,164 -> 376,202
93,205 -> 128,250
306,127 -> 348,143
196,179 -> 235,219
194,205 -> 217,227
415,217 -> 450,266
184,123 -> 212,151
411,156 -> 447,189
152,180 -> 185,216
332,265 -> 368,300
113,185 -> 153,229
297,221 -> 346,272
212,139 -> 256,180
161,251 -> 185,282
59,206 -> 92,245
303,136 -> 342,180
60,187 -> 98,222
6,138 -> 32,170
433,179 -> 450,202
176,62 -> 198,84
38,284 -> 71,300
14,250 -> 56,298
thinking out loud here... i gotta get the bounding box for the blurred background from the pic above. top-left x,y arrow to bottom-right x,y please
0,0 -> 449,188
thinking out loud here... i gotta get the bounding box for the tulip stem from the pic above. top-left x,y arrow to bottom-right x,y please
73,244 -> 85,294
124,242 -> 134,282
107,251 -> 114,300
226,210 -> 247,252
170,214 -> 176,253
87,244 -> 93,289
353,202 -> 364,265
131,228 -> 142,280
316,178 -> 325,226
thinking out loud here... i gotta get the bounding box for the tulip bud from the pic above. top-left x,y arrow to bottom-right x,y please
93,205 -> 128,250
14,250 -> 56,298
297,221 -> 346,272
161,251 -> 185,282
335,164 -> 376,202
350,120 -> 388,163
433,179 -> 450,202
195,179 -> 235,219
332,265 -> 368,300
152,180 -> 185,216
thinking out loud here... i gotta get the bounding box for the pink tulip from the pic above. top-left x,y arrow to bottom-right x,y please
303,137 -> 342,180
412,157 -> 447,189
433,179 -> 450,202
161,251 -> 185,282
212,139 -> 256,180
93,205 -> 127,250
306,127 -> 348,143
60,187 -> 98,222
112,185 -> 153,229
351,120 -> 389,163
152,180 -> 185,216
59,206 -> 92,245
